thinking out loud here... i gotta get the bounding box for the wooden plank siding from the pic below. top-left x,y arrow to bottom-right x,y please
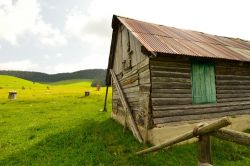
150,57 -> 192,108
216,61 -> 250,104
112,60 -> 150,126
151,56 -> 250,125
112,25 -> 150,127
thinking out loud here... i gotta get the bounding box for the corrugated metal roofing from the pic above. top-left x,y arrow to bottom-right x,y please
116,16 -> 250,62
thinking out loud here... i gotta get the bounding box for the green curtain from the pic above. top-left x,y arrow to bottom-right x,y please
192,61 -> 216,104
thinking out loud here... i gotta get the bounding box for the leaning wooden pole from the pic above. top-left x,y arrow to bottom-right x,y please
212,128 -> 250,146
110,69 -> 143,143
136,117 -> 231,155
103,85 -> 109,112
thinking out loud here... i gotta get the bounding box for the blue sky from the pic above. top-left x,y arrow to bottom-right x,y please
0,0 -> 250,73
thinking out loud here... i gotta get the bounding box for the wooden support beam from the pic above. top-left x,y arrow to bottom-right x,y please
123,111 -> 127,133
136,117 -> 231,155
211,128 -> 250,146
198,135 -> 212,166
103,85 -> 109,112
110,69 -> 143,143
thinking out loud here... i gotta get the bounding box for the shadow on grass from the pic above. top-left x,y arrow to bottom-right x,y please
0,118 -> 197,166
1,118 -> 249,166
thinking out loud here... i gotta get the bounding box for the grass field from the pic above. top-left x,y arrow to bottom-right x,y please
0,75 -> 249,165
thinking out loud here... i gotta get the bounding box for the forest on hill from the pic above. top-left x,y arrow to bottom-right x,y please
0,69 -> 106,85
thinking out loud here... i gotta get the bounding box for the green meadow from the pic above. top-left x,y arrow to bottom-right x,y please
0,75 -> 249,165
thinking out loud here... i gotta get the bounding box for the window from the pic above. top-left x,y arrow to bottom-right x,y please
192,60 -> 216,104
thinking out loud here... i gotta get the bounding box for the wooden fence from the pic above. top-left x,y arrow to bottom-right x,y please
136,117 -> 250,166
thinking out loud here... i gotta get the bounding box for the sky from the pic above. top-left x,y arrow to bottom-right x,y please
0,0 -> 250,74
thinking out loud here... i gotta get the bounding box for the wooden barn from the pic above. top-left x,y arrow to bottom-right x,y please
104,15 -> 250,144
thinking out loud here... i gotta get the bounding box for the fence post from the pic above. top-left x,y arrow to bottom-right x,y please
198,135 -> 212,166
103,85 -> 109,112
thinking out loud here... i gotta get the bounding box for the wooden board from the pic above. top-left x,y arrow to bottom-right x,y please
154,109 -> 250,124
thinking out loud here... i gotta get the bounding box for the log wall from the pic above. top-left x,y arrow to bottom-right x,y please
112,25 -> 151,127
151,56 -> 250,125
216,61 -> 250,103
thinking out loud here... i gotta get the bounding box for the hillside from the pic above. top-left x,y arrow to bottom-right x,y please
0,75 -> 46,89
0,69 -> 106,83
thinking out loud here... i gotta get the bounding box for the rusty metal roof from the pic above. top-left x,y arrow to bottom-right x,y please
116,16 -> 250,62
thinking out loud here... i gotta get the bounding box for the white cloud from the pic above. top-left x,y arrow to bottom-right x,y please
64,7 -> 111,53
84,0 -> 250,40
56,53 -> 62,57
43,54 -> 50,59
0,0 -> 66,46
65,10 -> 87,38
32,20 -> 67,46
0,60 -> 39,71
43,53 -> 63,60
0,0 -> 36,45
0,0 -> 11,7
65,9 -> 110,42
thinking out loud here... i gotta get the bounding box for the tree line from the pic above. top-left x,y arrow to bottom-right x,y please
0,69 -> 107,86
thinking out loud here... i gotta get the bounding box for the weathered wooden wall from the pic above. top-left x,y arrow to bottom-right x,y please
216,61 -> 250,103
112,25 -> 151,127
151,56 -> 250,125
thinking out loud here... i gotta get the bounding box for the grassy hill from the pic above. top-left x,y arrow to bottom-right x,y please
0,69 -> 106,83
0,75 -> 249,165
0,75 -> 46,90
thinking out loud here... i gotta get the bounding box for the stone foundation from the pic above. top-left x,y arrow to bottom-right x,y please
111,112 -> 250,145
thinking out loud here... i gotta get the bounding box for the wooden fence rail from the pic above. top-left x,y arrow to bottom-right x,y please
211,128 -> 250,146
136,117 -> 250,166
136,117 -> 231,155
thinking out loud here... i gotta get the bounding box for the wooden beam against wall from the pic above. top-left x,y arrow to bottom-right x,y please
110,69 -> 143,143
